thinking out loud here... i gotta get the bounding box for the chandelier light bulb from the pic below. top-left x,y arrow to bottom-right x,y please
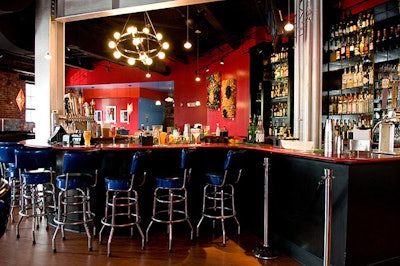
143,27 -> 149,34
145,57 -> 153,65
162,42 -> 169,50
127,57 -> 135,65
156,33 -> 163,40
113,51 -> 121,59
113,32 -> 120,40
133,38 -> 141,46
184,41 -> 192,49
158,51 -> 165,59
108,41 -> 116,49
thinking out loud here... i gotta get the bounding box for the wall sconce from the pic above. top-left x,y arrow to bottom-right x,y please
219,58 -> 224,65
45,52 -> 52,60
186,101 -> 200,107
127,103 -> 133,114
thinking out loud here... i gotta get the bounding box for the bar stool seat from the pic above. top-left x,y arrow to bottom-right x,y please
146,148 -> 195,252
99,150 -> 150,257
156,177 -> 183,188
14,147 -> 56,244
196,150 -> 245,246
52,150 -> 101,253
55,173 -> 93,189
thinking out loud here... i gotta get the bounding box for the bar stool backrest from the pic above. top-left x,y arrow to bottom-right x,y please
14,148 -> 55,171
62,150 -> 101,174
181,148 -> 196,184
0,143 -> 24,177
222,150 -> 246,185
129,150 -> 151,187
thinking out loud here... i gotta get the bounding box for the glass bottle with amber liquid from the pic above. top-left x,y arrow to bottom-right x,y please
375,29 -> 382,52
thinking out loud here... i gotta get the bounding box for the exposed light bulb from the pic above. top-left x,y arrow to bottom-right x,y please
284,22 -> 294,32
162,42 -> 170,50
127,58 -> 135,65
184,41 -> 192,49
155,100 -> 161,106
146,72 -> 151,78
195,76 -> 201,82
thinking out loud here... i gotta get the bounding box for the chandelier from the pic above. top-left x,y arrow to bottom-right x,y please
108,12 -> 169,66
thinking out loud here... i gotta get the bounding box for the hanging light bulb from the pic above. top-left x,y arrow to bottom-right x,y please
195,30 -> 201,82
284,0 -> 294,32
184,6 -> 192,49
195,71 -> 201,82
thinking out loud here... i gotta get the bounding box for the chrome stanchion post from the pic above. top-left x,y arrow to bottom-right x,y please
321,168 -> 334,266
252,157 -> 279,259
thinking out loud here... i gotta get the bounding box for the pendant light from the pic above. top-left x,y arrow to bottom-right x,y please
195,30 -> 201,82
184,6 -> 192,49
284,0 -> 294,32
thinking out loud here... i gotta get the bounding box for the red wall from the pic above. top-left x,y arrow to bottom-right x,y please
66,26 -> 270,139
341,0 -> 389,16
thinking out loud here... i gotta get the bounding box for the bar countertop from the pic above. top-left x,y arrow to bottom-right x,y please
22,139 -> 400,164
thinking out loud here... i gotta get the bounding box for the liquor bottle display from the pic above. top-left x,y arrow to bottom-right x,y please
323,0 -> 400,141
270,47 -> 292,138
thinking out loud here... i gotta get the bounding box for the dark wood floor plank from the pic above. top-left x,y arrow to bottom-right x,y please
0,211 -> 300,266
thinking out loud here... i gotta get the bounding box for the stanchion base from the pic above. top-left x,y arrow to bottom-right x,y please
252,245 -> 279,260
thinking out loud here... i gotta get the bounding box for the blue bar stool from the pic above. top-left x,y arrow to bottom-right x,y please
52,150 -> 101,253
14,147 -> 56,244
0,143 -> 24,223
196,150 -> 245,246
99,150 -> 150,257
146,148 -> 195,252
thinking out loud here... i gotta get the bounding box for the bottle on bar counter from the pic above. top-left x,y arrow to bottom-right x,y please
247,116 -> 255,142
255,115 -> 265,143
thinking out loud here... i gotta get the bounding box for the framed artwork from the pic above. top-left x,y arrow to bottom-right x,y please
206,72 -> 221,109
221,79 -> 237,119
105,106 -> 116,122
94,110 -> 102,123
120,110 -> 129,123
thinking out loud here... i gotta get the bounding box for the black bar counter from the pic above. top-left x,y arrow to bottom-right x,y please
22,140 -> 400,265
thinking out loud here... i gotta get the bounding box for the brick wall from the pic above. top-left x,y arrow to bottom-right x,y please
0,72 -> 26,131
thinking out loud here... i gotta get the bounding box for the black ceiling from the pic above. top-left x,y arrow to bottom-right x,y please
0,0 -> 301,80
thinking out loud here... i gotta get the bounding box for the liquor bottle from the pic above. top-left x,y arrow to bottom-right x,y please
349,37 -> 355,57
341,38 -> 346,59
369,29 -> 374,52
359,35 -> 364,55
382,28 -> 388,51
342,94 -> 348,114
363,34 -> 369,54
338,95 -> 343,114
342,68 -> 348,89
216,123 -> 221,136
388,26 -> 395,50
354,34 -> 360,56
375,30 -> 382,52
345,37 -> 350,59
247,117 -> 255,142
255,116 -> 265,143
336,40 -> 341,61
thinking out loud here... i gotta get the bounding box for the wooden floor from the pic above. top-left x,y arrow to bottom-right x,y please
0,211 -> 301,266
